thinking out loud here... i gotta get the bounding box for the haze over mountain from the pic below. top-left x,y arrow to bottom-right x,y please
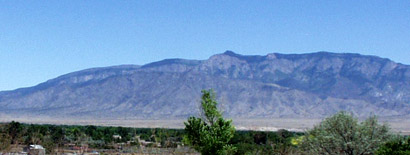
0,51 -> 409,120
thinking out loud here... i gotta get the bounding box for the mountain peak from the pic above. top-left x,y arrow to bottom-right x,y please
223,50 -> 238,56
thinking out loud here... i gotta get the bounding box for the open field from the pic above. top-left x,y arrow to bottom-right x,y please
1,117 -> 409,135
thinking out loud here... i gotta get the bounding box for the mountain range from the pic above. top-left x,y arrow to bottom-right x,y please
0,51 -> 409,120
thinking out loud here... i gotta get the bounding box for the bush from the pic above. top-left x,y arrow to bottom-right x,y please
301,111 -> 392,154
375,136 -> 410,155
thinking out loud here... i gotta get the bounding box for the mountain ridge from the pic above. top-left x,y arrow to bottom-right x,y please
0,51 -> 409,120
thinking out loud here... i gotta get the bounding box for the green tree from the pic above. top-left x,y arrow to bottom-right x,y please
85,125 -> 97,138
51,126 -> 64,152
375,136 -> 410,155
42,135 -> 56,154
7,121 -> 23,144
184,89 -> 236,155
301,111 -> 392,155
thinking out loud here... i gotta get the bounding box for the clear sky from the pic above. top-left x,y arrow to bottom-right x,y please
1,1 -> 409,91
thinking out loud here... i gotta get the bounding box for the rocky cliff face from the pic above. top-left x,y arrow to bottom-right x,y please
0,51 -> 409,119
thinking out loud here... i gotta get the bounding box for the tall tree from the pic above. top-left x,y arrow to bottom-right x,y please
184,89 -> 236,155
7,121 -> 23,144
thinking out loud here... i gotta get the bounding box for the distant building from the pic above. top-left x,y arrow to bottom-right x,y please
23,145 -> 45,155
113,134 -> 122,139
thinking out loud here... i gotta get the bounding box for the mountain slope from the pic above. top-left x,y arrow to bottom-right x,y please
0,51 -> 409,119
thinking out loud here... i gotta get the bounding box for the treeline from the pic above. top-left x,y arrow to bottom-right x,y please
232,129 -> 304,154
0,120 -> 408,154
0,122 -> 186,153
0,121 -> 304,154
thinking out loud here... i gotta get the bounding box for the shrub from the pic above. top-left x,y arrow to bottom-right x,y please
375,136 -> 410,155
300,111 -> 391,155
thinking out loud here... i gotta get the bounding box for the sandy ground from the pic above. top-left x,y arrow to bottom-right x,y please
1,116 -> 409,135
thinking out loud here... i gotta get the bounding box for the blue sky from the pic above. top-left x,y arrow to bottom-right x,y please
0,1 -> 409,91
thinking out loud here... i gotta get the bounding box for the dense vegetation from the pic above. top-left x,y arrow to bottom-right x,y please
0,121 -> 305,154
375,136 -> 410,155
0,120 -> 408,154
0,121 -> 187,153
